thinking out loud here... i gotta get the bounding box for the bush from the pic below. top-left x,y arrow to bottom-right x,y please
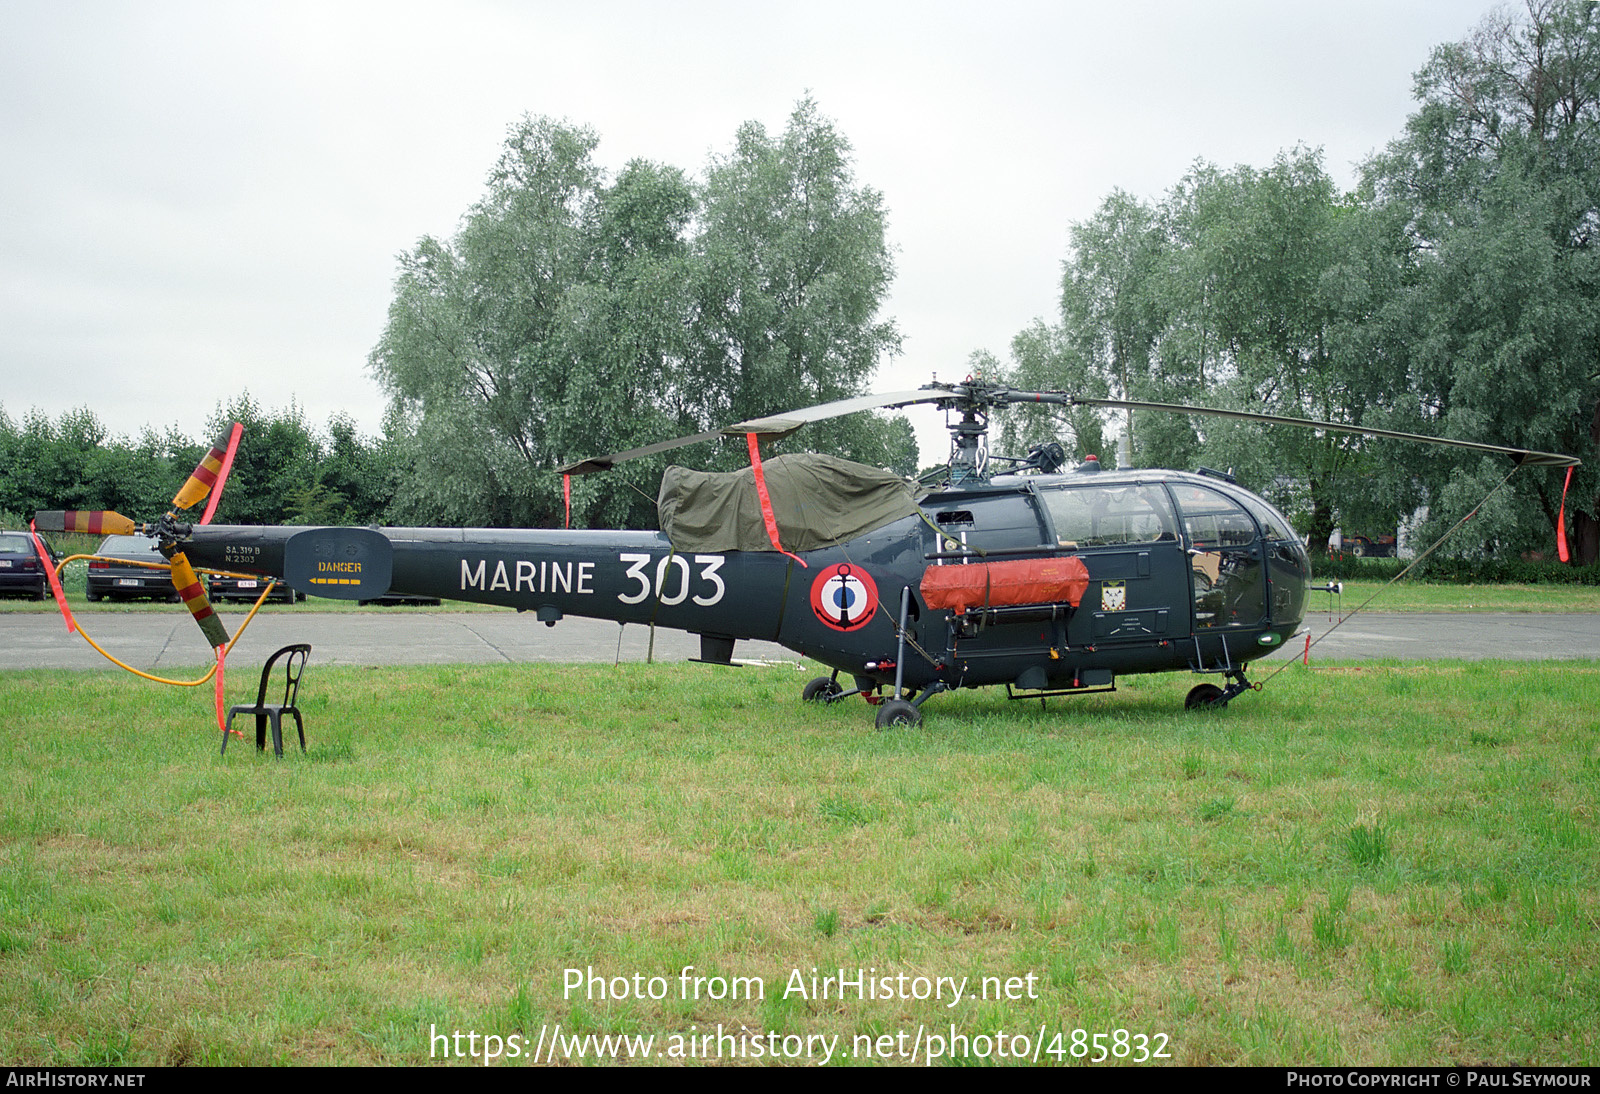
1411,556 -> 1600,586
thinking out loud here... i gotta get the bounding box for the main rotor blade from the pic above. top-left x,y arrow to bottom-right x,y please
725,390 -> 944,436
32,510 -> 139,536
1075,398 -> 1583,468
558,428 -> 727,476
559,390 -> 937,476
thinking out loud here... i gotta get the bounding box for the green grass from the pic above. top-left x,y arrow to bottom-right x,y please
1,659 -> 1597,1065
1318,580 -> 1600,613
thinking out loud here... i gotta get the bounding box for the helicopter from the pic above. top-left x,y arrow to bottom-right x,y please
32,379 -> 1581,728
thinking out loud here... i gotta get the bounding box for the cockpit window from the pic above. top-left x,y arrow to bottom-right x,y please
1167,484 -> 1257,547
1239,495 -> 1293,541
1041,484 -> 1179,547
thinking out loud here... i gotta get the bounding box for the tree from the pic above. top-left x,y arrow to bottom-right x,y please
371,104 -> 912,531
315,413 -> 393,525
1057,189 -> 1172,455
991,327 -> 1110,465
1031,151 -> 1415,550
1365,0 -> 1600,561
551,158 -> 705,529
1164,152 -> 1422,551
691,98 -> 909,475
200,394 -> 323,526
372,117 -> 612,528
0,405 -> 182,521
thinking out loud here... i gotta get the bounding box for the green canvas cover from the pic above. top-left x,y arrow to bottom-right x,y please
658,453 -> 920,554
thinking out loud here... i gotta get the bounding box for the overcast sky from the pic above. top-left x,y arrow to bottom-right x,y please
2,0 -> 1493,463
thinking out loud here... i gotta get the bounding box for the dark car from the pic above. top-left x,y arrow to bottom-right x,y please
208,573 -> 302,603
359,594 -> 442,607
86,535 -> 179,602
0,530 -> 54,600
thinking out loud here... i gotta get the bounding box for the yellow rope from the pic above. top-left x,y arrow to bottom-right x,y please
52,554 -> 281,686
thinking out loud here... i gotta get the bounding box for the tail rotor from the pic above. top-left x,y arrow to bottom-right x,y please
34,422 -> 246,652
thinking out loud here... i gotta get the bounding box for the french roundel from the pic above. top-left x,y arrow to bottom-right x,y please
809,563 -> 879,632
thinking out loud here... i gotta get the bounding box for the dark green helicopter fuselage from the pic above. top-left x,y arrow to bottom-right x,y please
183,466 -> 1310,697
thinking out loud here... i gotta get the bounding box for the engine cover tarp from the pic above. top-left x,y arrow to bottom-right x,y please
920,556 -> 1091,615
658,453 -> 919,554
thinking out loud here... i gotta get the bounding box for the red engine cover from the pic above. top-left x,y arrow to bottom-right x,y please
920,556 -> 1090,615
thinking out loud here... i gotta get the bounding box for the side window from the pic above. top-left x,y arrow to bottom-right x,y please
1042,484 -> 1179,547
929,492 -> 1049,555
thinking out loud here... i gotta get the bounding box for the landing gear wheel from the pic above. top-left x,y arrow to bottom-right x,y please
875,699 -> 921,729
1186,683 -> 1226,710
802,677 -> 842,703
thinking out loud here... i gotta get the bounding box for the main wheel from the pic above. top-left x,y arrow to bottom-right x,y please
802,676 -> 842,703
875,699 -> 921,729
1186,683 -> 1226,710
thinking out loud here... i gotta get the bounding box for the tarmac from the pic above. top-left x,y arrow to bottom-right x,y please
2,608 -> 1598,672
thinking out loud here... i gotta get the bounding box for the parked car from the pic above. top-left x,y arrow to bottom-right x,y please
86,535 -> 178,602
208,574 -> 302,603
0,530 -> 54,600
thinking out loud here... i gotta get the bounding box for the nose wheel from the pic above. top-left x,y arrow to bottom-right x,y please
1186,668 -> 1253,710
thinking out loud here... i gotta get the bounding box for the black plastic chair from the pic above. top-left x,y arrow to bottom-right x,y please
223,644 -> 311,757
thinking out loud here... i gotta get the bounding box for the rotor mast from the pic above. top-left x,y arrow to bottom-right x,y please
930,381 -> 1074,484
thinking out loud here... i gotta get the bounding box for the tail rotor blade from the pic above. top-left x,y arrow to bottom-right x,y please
33,510 -> 138,536
168,550 -> 230,650
200,422 -> 243,525
173,423 -> 242,512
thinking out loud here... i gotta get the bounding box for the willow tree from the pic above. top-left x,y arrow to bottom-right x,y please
371,104 -> 912,531
1365,0 -> 1600,561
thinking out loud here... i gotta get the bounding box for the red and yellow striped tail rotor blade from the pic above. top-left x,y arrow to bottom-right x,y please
199,422 -> 242,525
168,551 -> 230,650
32,510 -> 138,536
173,424 -> 240,512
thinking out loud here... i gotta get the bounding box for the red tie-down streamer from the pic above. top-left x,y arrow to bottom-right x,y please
747,433 -> 806,568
